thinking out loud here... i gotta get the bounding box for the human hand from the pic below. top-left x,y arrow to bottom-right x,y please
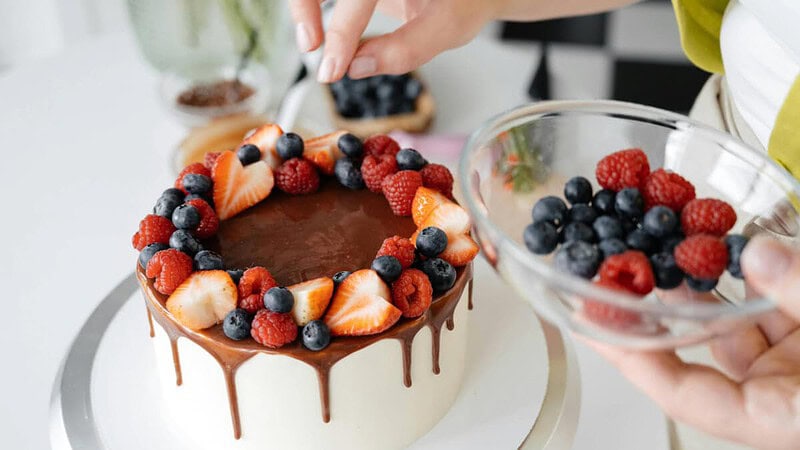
587,235 -> 800,449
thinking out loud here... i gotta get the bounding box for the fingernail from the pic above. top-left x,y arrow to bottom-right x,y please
742,237 -> 792,282
295,23 -> 312,52
349,56 -> 377,79
317,56 -> 336,83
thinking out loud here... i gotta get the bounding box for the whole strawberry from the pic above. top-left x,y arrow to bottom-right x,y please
420,164 -> 454,198
132,214 -> 176,251
275,157 -> 320,195
145,248 -> 193,295
641,168 -> 696,211
681,198 -> 736,236
251,310 -> 298,348
382,170 -> 423,217
595,148 -> 650,191
674,234 -> 728,279
361,154 -> 398,193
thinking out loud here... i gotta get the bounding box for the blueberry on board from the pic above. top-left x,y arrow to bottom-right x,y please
264,287 -> 295,313
227,269 -> 244,285
182,173 -> 212,195
333,271 -> 351,287
169,229 -> 203,256
223,309 -> 252,341
416,226 -> 448,257
625,229 -> 659,255
237,144 -> 262,165
337,133 -> 363,159
593,215 -> 624,240
420,258 -> 457,293
334,158 -> 365,190
372,255 -> 402,283
562,222 -> 597,243
404,78 -> 423,100
724,234 -> 749,279
554,241 -> 601,279
194,250 -> 225,271
592,189 -> 616,215
396,148 -> 427,171
569,204 -> 598,224
532,196 -> 568,227
650,252 -> 685,289
376,81 -> 400,102
598,238 -> 628,258
687,276 -> 718,293
615,188 -> 645,220
171,204 -> 201,230
153,190 -> 184,218
302,320 -> 331,351
139,243 -> 168,269
564,176 -> 593,205
661,234 -> 684,254
523,221 -> 559,255
642,206 -> 678,238
276,132 -> 305,160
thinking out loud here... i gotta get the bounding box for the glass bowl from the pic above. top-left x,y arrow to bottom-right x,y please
459,100 -> 800,349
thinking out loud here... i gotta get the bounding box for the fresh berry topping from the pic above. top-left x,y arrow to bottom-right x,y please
175,163 -> 212,193
661,234 -> 685,254
169,229 -> 203,256
371,255 -> 403,283
363,134 -> 401,158
223,309 -> 253,341
227,269 -> 244,285
302,320 -> 331,351
396,148 -> 427,171
412,187 -> 450,226
323,269 -> 400,336
334,158 -> 365,190
598,238 -> 628,258
145,248 -> 194,295
615,187 -> 645,220
287,277 -> 334,326
562,222 -> 596,243
194,249 -> 224,271
275,157 -> 320,195
263,287 -> 294,313
555,240 -> 601,279
416,226 -> 448,257
598,250 -> 655,295
413,201 -> 478,267
650,252 -> 685,289
165,270 -> 238,330
724,234 -> 749,279
276,132 -> 305,160
153,188 -> 185,218
625,229 -> 659,255
212,151 -> 274,220
592,189 -> 617,215
419,258 -> 457,293
182,173 -> 212,195
337,133 -> 363,159
238,294 -> 264,314
251,310 -> 298,348
333,271 -> 351,286
382,170 -> 423,216
532,196 -> 568,227
674,234 -> 728,279
524,221 -> 559,255
569,204 -> 597,224
681,198 -> 737,236
238,266 -> 278,298
419,163 -> 454,197
377,236 -> 416,268
642,205 -> 678,238
585,278 -> 642,327
241,123 -> 284,169
185,198 -> 219,239
593,215 -> 624,240
641,169 -> 696,211
438,234 -> 479,267
237,143 -> 262,165
595,148 -> 650,191
304,130 -> 347,175
564,176 -> 593,205
392,269 -> 433,318
132,214 -> 176,251
171,203 -> 201,230
204,151 -> 222,170
686,276 -> 718,292
139,243 -> 169,269
361,154 -> 398,192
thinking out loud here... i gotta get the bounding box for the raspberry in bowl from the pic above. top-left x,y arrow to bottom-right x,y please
459,100 -> 799,348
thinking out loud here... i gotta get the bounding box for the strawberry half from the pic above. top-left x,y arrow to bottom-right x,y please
241,123 -> 284,169
166,270 -> 238,330
212,151 -> 274,220
323,270 -> 401,336
288,277 -> 334,326
412,202 -> 478,267
412,187 -> 451,227
303,130 -> 347,175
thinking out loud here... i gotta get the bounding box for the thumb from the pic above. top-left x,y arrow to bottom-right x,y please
741,235 -> 800,320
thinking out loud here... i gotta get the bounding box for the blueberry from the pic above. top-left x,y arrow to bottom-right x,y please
569,204 -> 597,224
615,188 -> 645,220
194,250 -> 224,271
396,148 -> 427,171
592,189 -> 616,215
420,258 -> 457,293
371,255 -> 402,283
686,276 -> 718,292
564,176 -> 593,205
139,243 -> 168,269
337,133 -> 363,158
650,252 -> 684,289
554,241 -> 601,279
523,221 -> 559,255
223,309 -> 252,341
416,226 -> 448,257
162,187 -> 185,202
404,78 -> 423,100
625,229 -> 659,255
532,196 -> 568,227
302,320 -> 331,351
593,215 -> 624,240
376,81 -> 400,101
334,158 -> 365,190
171,204 -> 201,230
724,234 -> 749,279
169,229 -> 202,256
236,143 -> 262,165
182,173 -> 212,195
227,269 -> 244,285
661,234 -> 684,254
562,222 -> 596,243
276,132 -> 305,160
263,287 -> 294,313
598,238 -> 628,258
333,271 -> 351,286
153,190 -> 184,218
642,206 -> 678,238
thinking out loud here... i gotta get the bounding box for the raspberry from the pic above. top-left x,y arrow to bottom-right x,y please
175,163 -> 212,193
597,250 -> 655,295
391,269 -> 433,318
641,169 -> 696,211
239,294 -> 264,314
251,310 -> 298,348
363,135 -> 401,158
674,234 -> 728,279
145,248 -> 193,295
595,148 -> 650,191
238,266 -> 278,298
420,164 -> 454,197
204,152 -> 222,170
361,154 -> 398,193
584,278 -> 642,327
186,198 -> 219,239
275,158 -> 320,195
132,214 -> 176,251
382,170 -> 423,217
377,236 -> 416,269
681,198 -> 736,236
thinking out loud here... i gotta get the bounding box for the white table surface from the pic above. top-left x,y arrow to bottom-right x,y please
0,31 -> 668,449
